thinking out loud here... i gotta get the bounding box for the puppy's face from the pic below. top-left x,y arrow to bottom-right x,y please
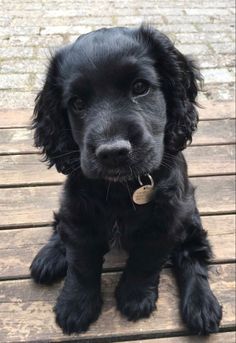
62,28 -> 167,181
33,26 -> 200,178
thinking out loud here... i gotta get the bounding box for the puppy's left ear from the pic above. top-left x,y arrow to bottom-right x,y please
138,26 -> 203,153
32,49 -> 78,174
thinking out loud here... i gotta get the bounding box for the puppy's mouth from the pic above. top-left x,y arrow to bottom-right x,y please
99,167 -> 133,182
104,172 -> 132,182
98,162 -> 155,183
100,151 -> 160,182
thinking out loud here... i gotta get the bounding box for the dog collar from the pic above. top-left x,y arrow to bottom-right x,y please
132,174 -> 155,205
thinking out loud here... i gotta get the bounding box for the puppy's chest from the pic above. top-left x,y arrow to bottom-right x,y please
108,219 -> 124,250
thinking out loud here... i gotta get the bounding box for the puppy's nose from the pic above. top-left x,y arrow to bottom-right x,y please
96,140 -> 131,166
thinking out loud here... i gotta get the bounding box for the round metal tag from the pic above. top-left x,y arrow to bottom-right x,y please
132,184 -> 154,205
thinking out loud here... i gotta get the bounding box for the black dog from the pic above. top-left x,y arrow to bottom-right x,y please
30,25 -> 222,335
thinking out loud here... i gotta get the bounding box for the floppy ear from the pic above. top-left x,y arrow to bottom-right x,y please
138,25 -> 202,153
32,51 -> 78,174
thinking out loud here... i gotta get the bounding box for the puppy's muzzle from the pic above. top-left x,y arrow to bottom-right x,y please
95,139 -> 131,167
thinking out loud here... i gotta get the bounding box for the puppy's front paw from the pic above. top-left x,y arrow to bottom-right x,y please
115,278 -> 158,321
182,286 -> 222,335
54,287 -> 102,334
30,242 -> 67,284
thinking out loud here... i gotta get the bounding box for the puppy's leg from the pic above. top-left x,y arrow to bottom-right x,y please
54,234 -> 107,334
30,230 -> 67,284
172,213 -> 222,335
115,236 -> 171,321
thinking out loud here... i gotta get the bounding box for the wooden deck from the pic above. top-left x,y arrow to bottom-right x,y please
0,102 -> 235,342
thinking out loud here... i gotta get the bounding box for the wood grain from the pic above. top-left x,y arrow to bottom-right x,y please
185,144 -> 235,176
0,145 -> 234,186
0,154 -> 64,186
193,119 -> 235,145
0,128 -> 35,154
0,109 -> 32,128
0,119 -> 235,154
0,102 -> 234,128
0,175 -> 234,227
0,215 -> 234,279
0,264 -> 234,342
192,175 -> 235,215
198,101 -> 235,120
0,185 -> 59,227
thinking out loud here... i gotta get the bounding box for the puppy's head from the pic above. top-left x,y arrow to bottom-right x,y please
33,25 -> 201,181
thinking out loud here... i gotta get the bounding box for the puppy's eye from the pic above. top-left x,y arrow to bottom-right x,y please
132,80 -> 150,96
71,98 -> 85,112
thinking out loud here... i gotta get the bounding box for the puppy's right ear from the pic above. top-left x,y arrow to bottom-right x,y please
32,50 -> 78,174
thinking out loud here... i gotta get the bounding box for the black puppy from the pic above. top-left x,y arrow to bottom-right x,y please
30,25 -> 222,335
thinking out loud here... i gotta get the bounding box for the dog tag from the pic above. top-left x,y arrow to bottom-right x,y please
132,174 -> 155,205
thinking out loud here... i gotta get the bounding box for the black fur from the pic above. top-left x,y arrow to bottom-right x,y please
30,25 -> 222,335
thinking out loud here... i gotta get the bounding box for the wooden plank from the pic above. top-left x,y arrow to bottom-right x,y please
198,101 -> 235,120
0,109 -> 32,128
0,145 -> 234,186
202,214 -> 235,236
0,185 -> 59,227
0,128 -> 35,154
123,332 -> 236,343
192,175 -> 235,215
185,145 -> 235,176
0,175 -> 234,227
0,215 -> 234,279
0,154 -> 64,186
0,120 -> 235,154
0,264 -> 234,342
0,102 -> 234,128
193,119 -> 235,146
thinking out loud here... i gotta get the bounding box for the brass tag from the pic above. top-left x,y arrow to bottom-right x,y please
132,185 -> 154,205
132,174 -> 155,205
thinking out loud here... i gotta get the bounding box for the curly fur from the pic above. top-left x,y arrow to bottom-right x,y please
30,25 -> 222,335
